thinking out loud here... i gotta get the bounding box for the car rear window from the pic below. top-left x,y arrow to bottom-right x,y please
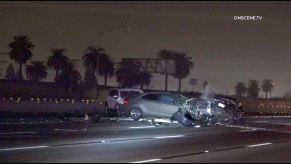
120,91 -> 143,98
141,94 -> 159,101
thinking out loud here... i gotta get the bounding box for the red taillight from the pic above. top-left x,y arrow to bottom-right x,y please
123,99 -> 129,104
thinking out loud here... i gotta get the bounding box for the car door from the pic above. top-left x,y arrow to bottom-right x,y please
156,94 -> 180,118
139,93 -> 159,117
107,89 -> 119,109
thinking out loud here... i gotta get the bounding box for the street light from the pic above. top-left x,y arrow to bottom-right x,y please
95,25 -> 131,98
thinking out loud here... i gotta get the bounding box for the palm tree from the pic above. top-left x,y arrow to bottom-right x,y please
172,52 -> 193,92
47,49 -> 69,82
261,79 -> 274,99
234,82 -> 247,97
138,72 -> 153,90
25,61 -> 48,82
115,58 -> 140,88
99,54 -> 115,88
57,61 -> 82,92
84,67 -> 96,88
82,46 -> 106,85
8,35 -> 34,80
247,79 -> 261,98
5,64 -> 17,80
157,49 -> 177,91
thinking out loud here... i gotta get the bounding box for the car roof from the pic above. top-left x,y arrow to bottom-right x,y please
141,91 -> 184,96
109,88 -> 144,92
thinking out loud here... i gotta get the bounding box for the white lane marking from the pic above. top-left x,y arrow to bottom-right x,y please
54,129 -> 87,132
0,132 -> 37,135
129,126 -> 156,129
254,121 -> 269,123
0,146 -> 49,151
247,143 -> 272,148
130,159 -> 162,163
152,118 -> 173,123
154,135 -> 184,139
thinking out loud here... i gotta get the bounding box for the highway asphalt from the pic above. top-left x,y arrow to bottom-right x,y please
0,117 -> 290,163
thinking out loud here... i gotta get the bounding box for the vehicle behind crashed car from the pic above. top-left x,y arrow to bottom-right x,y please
171,94 -> 245,127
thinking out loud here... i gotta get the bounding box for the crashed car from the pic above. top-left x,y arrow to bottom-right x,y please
119,91 -> 245,127
171,94 -> 245,127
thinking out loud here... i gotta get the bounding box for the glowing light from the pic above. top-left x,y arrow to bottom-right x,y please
218,103 -> 225,108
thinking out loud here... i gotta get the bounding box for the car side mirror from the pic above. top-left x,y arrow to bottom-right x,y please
113,95 -> 118,99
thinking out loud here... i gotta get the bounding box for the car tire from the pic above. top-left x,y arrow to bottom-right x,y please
91,113 -> 102,123
130,108 -> 142,121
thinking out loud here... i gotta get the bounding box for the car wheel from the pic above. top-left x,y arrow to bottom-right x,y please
91,113 -> 102,123
130,108 -> 142,121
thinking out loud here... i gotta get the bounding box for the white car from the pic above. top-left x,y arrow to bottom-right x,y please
104,88 -> 144,117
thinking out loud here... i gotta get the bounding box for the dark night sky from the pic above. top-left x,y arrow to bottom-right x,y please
1,1 -> 291,97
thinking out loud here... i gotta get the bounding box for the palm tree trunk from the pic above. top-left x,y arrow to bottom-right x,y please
165,74 -> 168,91
178,78 -> 181,92
265,91 -> 267,99
19,63 -> 22,80
104,75 -> 108,88
55,70 -> 59,82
